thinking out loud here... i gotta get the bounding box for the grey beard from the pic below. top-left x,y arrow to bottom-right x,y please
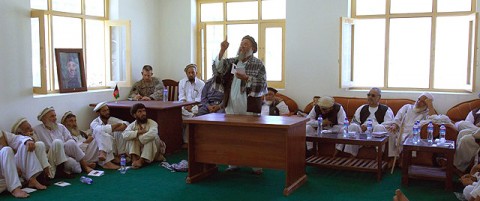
237,49 -> 253,61
68,128 -> 80,136
413,105 -> 427,113
45,122 -> 58,131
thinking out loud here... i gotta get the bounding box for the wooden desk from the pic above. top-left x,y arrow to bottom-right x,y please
183,113 -> 308,196
90,100 -> 195,154
306,133 -> 388,181
402,138 -> 456,190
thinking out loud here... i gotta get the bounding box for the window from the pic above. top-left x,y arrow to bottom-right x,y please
340,0 -> 477,92
31,0 -> 131,94
197,0 -> 286,88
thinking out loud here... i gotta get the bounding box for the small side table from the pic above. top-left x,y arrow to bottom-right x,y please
402,138 -> 455,190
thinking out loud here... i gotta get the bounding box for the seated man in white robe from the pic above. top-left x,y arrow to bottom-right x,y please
1,130 -> 46,191
338,87 -> 394,156
33,107 -> 94,175
305,96 -> 347,150
61,111 -> 99,167
385,93 -> 437,164
179,64 -> 205,147
11,118 -> 51,184
91,102 -> 129,169
123,103 -> 166,169
260,87 -> 290,116
0,146 -> 30,198
454,95 -> 480,172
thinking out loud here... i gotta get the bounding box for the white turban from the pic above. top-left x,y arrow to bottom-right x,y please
318,96 -> 335,108
93,101 -> 108,112
37,107 -> 55,121
11,118 -> 28,134
61,111 -> 73,124
419,92 -> 434,101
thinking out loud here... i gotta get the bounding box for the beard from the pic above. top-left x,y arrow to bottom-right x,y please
100,113 -> 110,120
45,121 -> 58,131
68,127 -> 80,137
413,105 -> 427,113
237,49 -> 253,61
136,116 -> 148,124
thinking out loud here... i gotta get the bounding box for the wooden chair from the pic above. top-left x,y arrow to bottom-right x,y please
162,79 -> 179,101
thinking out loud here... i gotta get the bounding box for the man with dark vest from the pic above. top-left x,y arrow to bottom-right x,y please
454,93 -> 480,172
260,87 -> 290,116
305,96 -> 347,150
337,87 -> 394,157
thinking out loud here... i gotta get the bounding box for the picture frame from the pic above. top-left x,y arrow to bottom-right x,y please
55,48 -> 87,93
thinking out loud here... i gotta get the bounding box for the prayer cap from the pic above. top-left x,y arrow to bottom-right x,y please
37,107 -> 55,121
11,118 -> 28,133
419,92 -> 434,101
93,102 -> 108,112
184,64 -> 197,72
242,35 -> 258,53
267,87 -> 278,94
318,96 -> 335,108
61,111 -> 74,124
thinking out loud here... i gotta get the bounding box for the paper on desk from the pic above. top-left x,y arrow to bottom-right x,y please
88,170 -> 104,177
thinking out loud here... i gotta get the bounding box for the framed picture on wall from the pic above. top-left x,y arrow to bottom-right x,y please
55,48 -> 87,93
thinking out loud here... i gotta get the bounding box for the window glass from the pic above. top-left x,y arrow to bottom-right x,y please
390,0 -> 432,14
262,0 -> 286,20
30,0 -> 47,10
355,0 -> 385,16
205,25 -> 224,79
85,0 -> 105,17
52,0 -> 81,14
438,0 -> 471,12
265,27 -> 282,81
201,3 -> 223,22
227,1 -> 258,21
226,24 -> 258,59
388,17 -> 431,88
86,19 -> 106,87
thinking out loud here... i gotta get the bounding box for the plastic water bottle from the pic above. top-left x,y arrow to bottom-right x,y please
412,122 -> 419,144
317,115 -> 323,136
427,121 -> 434,144
162,88 -> 168,102
366,119 -> 373,134
439,123 -> 446,144
343,117 -> 349,138
120,154 -> 127,174
80,176 -> 93,184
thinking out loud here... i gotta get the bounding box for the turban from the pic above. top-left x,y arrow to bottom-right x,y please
11,118 -> 28,133
318,96 -> 335,108
419,92 -> 434,101
242,35 -> 258,53
37,107 -> 55,121
267,87 -> 278,94
61,111 -> 74,124
93,102 -> 108,112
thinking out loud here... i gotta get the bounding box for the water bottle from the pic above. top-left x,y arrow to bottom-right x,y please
343,117 -> 349,138
80,176 -> 93,184
317,115 -> 323,136
366,119 -> 373,134
427,121 -> 434,144
439,123 -> 446,144
412,122 -> 419,144
120,154 -> 127,174
162,88 -> 168,102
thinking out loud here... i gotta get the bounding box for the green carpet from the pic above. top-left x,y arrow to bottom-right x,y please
0,150 -> 460,201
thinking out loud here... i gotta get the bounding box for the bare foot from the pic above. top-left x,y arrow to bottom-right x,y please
88,162 -> 96,169
393,189 -> 409,201
98,151 -> 106,161
112,155 -> 121,164
28,177 -> 47,190
102,162 -> 120,170
132,158 -> 144,169
83,166 -> 94,173
11,188 -> 29,198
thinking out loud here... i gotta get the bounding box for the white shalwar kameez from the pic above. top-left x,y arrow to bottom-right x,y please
122,119 -> 165,162
2,131 -> 42,182
90,116 -> 128,166
0,147 -> 22,194
71,131 -> 98,163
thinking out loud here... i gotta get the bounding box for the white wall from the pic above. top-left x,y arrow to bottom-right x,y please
285,0 -> 480,113
0,0 -> 478,132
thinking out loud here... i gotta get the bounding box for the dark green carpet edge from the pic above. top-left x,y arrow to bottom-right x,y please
0,150 -> 459,201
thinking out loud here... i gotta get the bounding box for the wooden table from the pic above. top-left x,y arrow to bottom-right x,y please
402,138 -> 456,190
183,113 -> 308,196
90,100 -> 196,154
306,133 -> 389,181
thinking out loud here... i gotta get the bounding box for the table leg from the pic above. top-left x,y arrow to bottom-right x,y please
376,145 -> 382,181
445,152 -> 454,190
401,150 -> 411,186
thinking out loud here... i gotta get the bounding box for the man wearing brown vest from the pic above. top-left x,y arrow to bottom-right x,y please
454,97 -> 480,172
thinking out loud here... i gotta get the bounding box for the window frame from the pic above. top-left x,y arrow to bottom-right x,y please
196,0 -> 286,88
340,0 -> 478,93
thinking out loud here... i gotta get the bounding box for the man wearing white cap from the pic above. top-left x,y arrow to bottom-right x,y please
453,94 -> 480,172
123,103 -> 166,168
33,107 -> 94,175
0,145 -> 30,198
91,102 -> 128,169
0,130 -> 46,191
305,96 -> 347,150
11,118 -> 51,183
339,88 -> 394,157
62,112 -> 99,167
385,93 -> 437,160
